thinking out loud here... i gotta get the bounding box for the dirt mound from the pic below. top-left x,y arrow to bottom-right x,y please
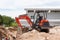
17,30 -> 50,40
16,26 -> 60,40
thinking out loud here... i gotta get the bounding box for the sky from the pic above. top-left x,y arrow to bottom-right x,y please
0,0 -> 60,18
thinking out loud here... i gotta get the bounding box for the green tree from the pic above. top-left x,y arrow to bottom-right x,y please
0,15 -> 3,25
2,15 -> 14,27
10,22 -> 18,27
0,15 -> 17,27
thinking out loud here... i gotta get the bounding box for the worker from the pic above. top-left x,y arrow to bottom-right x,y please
40,18 -> 48,26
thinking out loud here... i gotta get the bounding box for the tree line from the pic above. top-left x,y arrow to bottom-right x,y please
0,15 -> 18,27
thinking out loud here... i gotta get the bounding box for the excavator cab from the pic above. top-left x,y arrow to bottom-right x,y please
30,10 -> 50,32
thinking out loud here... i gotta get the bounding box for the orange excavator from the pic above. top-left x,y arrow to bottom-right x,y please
15,10 -> 50,33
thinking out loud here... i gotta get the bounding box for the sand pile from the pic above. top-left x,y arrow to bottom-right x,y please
49,26 -> 60,34
18,30 -> 50,40
16,26 -> 60,40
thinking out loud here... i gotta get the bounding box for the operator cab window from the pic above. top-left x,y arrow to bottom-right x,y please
31,16 -> 34,19
28,10 -> 34,13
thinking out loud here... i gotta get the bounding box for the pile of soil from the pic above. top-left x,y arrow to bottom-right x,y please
16,26 -> 60,40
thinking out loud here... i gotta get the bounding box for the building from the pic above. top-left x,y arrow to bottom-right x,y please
25,8 -> 60,26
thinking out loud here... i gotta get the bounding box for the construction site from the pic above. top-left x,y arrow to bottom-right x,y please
15,8 -> 60,40
1,8 -> 60,40
0,26 -> 17,40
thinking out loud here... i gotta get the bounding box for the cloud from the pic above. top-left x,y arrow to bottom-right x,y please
43,1 -> 60,6
0,0 -> 54,9
0,10 -> 26,18
0,0 -> 60,10
0,0 -> 60,18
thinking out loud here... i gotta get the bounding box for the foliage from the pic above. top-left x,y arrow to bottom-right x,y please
10,22 -> 18,27
0,15 -> 3,25
0,15 -> 18,27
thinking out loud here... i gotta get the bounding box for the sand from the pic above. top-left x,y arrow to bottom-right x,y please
16,26 -> 60,40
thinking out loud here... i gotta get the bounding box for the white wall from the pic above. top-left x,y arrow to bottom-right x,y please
27,12 -> 60,26
47,13 -> 60,26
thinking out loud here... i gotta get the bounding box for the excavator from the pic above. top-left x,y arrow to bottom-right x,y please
15,9 -> 51,34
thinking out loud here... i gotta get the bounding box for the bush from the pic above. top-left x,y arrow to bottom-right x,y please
10,22 -> 18,27
0,15 -> 17,27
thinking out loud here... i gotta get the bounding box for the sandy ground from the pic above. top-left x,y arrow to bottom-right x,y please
16,26 -> 60,40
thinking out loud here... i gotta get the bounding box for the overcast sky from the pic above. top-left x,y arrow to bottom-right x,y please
0,0 -> 60,18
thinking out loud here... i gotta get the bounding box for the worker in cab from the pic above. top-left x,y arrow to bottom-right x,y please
39,18 -> 49,27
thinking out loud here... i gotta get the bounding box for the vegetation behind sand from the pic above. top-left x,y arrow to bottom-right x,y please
0,15 -> 18,27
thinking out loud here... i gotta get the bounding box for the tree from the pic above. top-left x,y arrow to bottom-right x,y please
2,15 -> 14,27
10,22 -> 18,27
0,15 -> 3,25
0,15 -> 17,27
